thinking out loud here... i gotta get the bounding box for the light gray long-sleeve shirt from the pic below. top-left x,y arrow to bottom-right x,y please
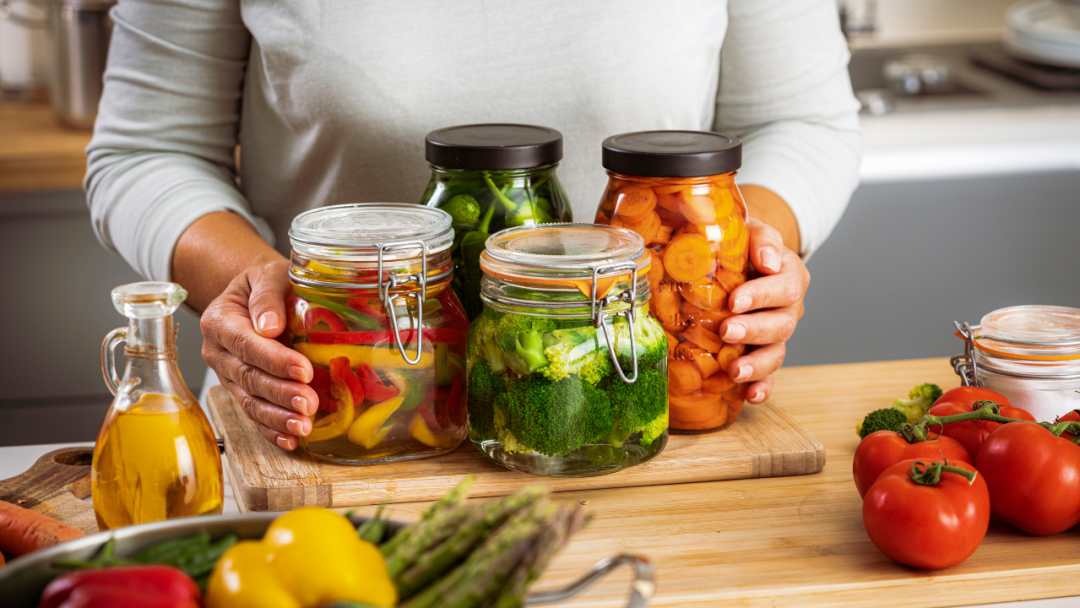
86,0 -> 861,281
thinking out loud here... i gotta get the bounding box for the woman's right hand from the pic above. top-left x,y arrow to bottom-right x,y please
199,259 -> 318,450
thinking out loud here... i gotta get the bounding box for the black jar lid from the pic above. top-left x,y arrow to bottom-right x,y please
425,124 -> 563,171
601,131 -> 742,178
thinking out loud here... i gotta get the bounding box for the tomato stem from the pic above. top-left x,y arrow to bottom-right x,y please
900,400 -> 1038,443
907,459 -> 977,486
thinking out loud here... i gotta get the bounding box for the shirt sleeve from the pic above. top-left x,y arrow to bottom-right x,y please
85,0 -> 274,282
713,0 -> 862,258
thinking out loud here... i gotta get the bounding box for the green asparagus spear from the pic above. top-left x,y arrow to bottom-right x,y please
380,476 -> 475,556
384,506 -> 473,578
357,503 -> 388,544
494,506 -> 587,608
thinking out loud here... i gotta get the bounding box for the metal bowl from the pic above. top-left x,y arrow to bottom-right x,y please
0,512 -> 653,607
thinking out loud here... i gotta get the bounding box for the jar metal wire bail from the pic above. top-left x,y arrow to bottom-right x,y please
377,241 -> 429,366
591,261 -> 639,384
951,320 -> 980,387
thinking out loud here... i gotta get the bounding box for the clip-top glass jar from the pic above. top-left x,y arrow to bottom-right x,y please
953,305 -> 1080,423
594,131 -> 748,434
467,224 -> 668,477
420,124 -> 573,320
286,203 -> 469,464
94,282 -> 223,530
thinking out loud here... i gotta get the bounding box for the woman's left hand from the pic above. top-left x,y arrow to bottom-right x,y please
718,218 -> 811,404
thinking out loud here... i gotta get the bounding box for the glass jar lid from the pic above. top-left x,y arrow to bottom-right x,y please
976,305 -> 1080,360
602,130 -> 742,177
289,203 -> 453,262
425,124 -> 563,171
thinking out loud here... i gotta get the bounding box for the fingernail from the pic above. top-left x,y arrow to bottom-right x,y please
761,247 -> 780,273
289,365 -> 310,383
735,364 -> 753,381
749,388 -> 765,403
732,295 -> 752,314
723,322 -> 746,342
286,418 -> 306,436
257,312 -> 279,333
291,395 -> 309,415
276,436 -> 292,450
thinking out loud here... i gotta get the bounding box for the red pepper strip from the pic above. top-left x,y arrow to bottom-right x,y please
346,296 -> 388,324
330,357 -> 364,406
418,402 -> 441,432
356,363 -> 400,401
303,307 -> 347,333
310,367 -> 331,393
42,566 -> 202,608
307,328 -> 466,345
316,390 -> 338,413
439,372 -> 464,429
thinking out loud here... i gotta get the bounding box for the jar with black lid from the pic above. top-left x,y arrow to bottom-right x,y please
420,123 -> 572,319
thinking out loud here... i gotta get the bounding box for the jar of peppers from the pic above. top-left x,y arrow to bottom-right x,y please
286,203 -> 469,464
594,131 -> 748,433
467,224 -> 669,477
420,124 -> 573,320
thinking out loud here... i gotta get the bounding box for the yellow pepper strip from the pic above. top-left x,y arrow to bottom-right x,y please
304,397 -> 354,445
305,260 -> 352,276
206,507 -> 396,608
294,342 -> 434,369
408,412 -> 459,449
348,396 -> 403,448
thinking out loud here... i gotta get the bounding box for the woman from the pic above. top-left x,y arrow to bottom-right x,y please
86,0 -> 860,450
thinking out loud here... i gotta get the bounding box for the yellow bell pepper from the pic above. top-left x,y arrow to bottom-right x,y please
294,342 -> 434,370
206,507 -> 397,608
348,396 -> 402,448
408,412 -> 459,448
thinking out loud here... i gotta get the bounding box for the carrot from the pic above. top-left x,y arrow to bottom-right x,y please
651,224 -> 673,246
654,183 -> 689,195
646,249 -> 666,291
664,331 -> 679,357
691,350 -> 720,378
668,360 -> 702,396
673,407 -> 729,430
724,389 -> 746,421
718,216 -> 748,257
683,324 -> 722,353
677,189 -> 718,224
655,205 -> 686,230
712,186 -> 736,219
694,307 -> 734,334
668,391 -> 723,422
717,252 -> 747,273
703,371 -> 736,393
663,234 -> 715,282
614,185 -> 658,221
679,277 -> 727,310
594,210 -> 611,225
716,344 -> 741,370
0,500 -> 84,558
612,210 -> 661,244
649,284 -> 686,333
714,267 -> 746,294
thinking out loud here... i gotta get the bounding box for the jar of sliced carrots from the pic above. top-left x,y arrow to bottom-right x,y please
287,203 -> 469,464
595,131 -> 748,433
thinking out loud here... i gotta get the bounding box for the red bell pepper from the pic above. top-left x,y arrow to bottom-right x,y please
316,390 -> 338,413
418,402 -> 441,432
438,372 -> 464,429
329,357 -> 364,406
307,328 -> 466,345
41,566 -> 201,608
347,296 -> 388,323
310,367 -> 331,393
356,363 -> 400,402
303,307 -> 347,334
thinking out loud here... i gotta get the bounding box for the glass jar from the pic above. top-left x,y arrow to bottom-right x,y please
94,282 -> 223,530
953,305 -> 1080,423
420,124 -> 573,320
467,223 -> 669,477
286,203 -> 469,465
594,131 -> 748,434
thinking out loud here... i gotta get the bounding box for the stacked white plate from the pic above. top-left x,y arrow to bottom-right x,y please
1005,0 -> 1080,67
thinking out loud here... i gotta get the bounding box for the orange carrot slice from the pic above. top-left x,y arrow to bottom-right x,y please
647,249 -> 666,290
652,224 -> 673,246
614,185 -> 658,221
663,234 -> 715,282
655,205 -> 686,230
716,344 -> 741,370
714,267 -> 746,294
718,216 -> 748,257
672,406 -> 729,430
683,324 -> 722,353
677,188 -> 718,224
693,307 -> 734,334
613,210 -> 661,244
703,371 -> 735,393
718,252 -> 747,273
692,350 -> 720,378
650,284 -> 686,334
595,210 -> 611,224
664,331 -> 679,357
654,184 -> 689,195
679,277 -> 727,310
668,360 -> 702,397
723,389 -> 746,421
669,391 -> 723,423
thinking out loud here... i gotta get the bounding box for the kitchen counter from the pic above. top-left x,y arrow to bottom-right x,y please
0,100 -> 90,193
5,358 -> 1075,607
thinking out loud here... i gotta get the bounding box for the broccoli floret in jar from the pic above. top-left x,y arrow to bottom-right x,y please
609,313 -> 669,371
540,328 -> 612,386
493,374 -> 614,457
466,358 -> 505,441
607,368 -> 668,447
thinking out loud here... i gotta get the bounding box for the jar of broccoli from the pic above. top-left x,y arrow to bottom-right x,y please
420,124 -> 573,320
467,224 -> 669,477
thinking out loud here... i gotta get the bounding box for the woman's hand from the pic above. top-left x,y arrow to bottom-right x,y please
199,259 -> 319,450
718,218 -> 810,404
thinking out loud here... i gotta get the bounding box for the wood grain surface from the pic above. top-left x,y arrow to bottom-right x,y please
0,100 -> 90,193
0,447 -> 97,535
207,385 -> 825,512
342,358 -> 1080,608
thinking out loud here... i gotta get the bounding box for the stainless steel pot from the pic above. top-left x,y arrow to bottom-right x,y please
45,0 -> 114,129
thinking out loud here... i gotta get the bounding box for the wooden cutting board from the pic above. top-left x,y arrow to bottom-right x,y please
0,447 -> 98,536
207,386 -> 824,512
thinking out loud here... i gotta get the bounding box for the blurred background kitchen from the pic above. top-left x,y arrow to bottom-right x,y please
1,0 -> 1078,446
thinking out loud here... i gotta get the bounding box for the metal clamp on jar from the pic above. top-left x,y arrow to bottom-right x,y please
952,305 -> 1080,423
286,203 -> 470,465
467,223 -> 669,477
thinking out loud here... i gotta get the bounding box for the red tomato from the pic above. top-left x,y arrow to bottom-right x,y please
853,431 -> 971,499
975,422 -> 1080,536
863,459 -> 990,570
1057,410 -> 1080,441
927,388 -> 1036,460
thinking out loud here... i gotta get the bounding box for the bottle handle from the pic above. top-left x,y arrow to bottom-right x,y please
101,327 -> 127,395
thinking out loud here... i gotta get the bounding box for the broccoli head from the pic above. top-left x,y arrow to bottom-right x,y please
540,327 -> 612,386
515,330 -> 549,372
856,408 -> 907,439
493,374 -> 614,457
609,313 -> 669,371
892,382 -> 943,424
607,368 -> 668,447
466,358 -> 505,441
